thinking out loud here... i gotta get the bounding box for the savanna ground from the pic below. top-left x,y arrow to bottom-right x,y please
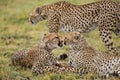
0,0 -> 120,80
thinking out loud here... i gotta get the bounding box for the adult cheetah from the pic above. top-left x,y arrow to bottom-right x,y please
29,0 -> 120,55
62,32 -> 120,77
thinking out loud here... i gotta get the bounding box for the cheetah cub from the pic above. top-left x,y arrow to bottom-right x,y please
63,32 -> 120,77
12,33 -> 64,74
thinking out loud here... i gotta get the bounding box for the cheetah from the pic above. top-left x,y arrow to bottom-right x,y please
61,32 -> 120,77
29,0 -> 120,55
12,33 -> 65,74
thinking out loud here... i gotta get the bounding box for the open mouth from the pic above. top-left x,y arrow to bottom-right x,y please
58,44 -> 63,47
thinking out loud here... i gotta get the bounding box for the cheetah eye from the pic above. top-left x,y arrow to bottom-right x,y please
55,37 -> 59,39
74,35 -> 79,40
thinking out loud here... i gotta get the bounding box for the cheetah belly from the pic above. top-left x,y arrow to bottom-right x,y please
60,22 -> 98,33
60,24 -> 75,32
85,22 -> 98,33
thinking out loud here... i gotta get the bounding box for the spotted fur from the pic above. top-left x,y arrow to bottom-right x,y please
63,32 -> 120,77
29,0 -> 120,55
12,33 -> 64,74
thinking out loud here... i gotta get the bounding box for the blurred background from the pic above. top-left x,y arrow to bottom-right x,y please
0,0 -> 120,80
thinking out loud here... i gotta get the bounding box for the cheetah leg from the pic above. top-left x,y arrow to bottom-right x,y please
32,62 -> 44,75
99,29 -> 117,55
55,62 -> 78,73
32,62 -> 77,75
31,61 -> 64,75
34,66 -> 60,73
31,64 -> 57,75
32,64 -> 74,75
98,13 -> 119,55
31,62 -> 60,75
35,64 -> 75,74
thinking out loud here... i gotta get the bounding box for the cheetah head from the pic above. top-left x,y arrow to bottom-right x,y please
42,33 -> 63,50
64,32 -> 83,46
29,7 -> 47,24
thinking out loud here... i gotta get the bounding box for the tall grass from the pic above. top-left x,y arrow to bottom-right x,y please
0,0 -> 120,80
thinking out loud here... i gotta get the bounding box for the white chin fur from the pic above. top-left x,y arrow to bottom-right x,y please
70,45 -> 73,48
118,71 -> 120,77
47,43 -> 55,50
55,45 -> 61,48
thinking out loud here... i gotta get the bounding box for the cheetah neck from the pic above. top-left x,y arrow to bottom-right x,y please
71,37 -> 89,51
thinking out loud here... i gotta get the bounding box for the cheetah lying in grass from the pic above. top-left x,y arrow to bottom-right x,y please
12,33 -> 64,74
60,32 -> 120,77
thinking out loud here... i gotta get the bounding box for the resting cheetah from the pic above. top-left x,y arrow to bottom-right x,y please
12,33 -> 65,74
61,32 -> 120,77
29,0 -> 120,55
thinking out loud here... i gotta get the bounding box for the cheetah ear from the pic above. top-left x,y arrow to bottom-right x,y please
35,7 -> 42,14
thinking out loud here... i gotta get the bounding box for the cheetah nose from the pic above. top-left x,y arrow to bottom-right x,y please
58,41 -> 63,47
58,43 -> 63,47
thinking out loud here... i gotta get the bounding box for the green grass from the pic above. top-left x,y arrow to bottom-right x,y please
0,0 -> 120,80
